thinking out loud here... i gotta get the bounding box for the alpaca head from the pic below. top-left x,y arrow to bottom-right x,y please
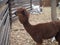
15,8 -> 29,24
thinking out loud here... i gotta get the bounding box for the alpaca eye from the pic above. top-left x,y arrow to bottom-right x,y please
22,10 -> 26,16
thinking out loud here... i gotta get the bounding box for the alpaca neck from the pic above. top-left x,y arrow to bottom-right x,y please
23,20 -> 32,33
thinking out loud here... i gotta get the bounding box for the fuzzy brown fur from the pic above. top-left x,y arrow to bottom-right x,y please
15,8 -> 60,45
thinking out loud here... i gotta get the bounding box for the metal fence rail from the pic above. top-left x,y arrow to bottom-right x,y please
0,4 -> 10,45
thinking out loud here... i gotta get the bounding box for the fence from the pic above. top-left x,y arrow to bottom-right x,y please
0,4 -> 10,45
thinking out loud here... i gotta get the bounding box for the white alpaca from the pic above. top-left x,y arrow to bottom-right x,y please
31,4 -> 43,14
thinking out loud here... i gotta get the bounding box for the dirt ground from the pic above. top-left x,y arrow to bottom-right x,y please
10,7 -> 60,45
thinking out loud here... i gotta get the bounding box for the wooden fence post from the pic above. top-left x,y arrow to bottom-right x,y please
51,0 -> 57,21
30,0 -> 32,10
39,0 -> 43,12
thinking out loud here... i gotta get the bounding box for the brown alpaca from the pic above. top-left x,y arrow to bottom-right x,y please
15,8 -> 60,45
